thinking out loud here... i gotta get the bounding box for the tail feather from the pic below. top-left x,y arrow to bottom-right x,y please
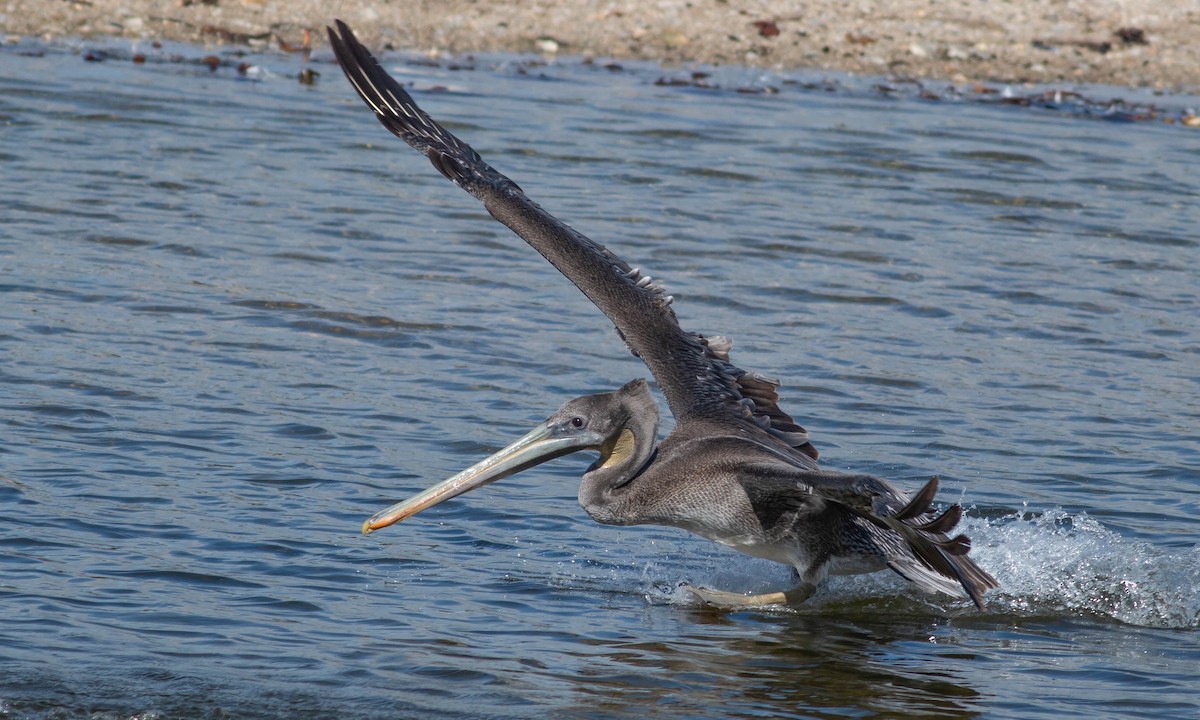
913,504 -> 962,535
875,476 -> 998,609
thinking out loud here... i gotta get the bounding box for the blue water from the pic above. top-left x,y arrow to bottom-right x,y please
1,37 -> 1198,719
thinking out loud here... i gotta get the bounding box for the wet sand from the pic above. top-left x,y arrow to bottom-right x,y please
4,0 -> 1198,89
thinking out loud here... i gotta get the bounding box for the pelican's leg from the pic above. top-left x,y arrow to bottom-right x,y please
683,582 -> 816,608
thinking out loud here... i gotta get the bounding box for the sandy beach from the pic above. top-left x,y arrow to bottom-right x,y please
4,0 -> 1198,89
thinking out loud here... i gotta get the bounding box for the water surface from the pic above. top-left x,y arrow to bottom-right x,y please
1,39 -> 1198,719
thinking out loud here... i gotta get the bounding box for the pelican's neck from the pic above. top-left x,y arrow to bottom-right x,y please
578,379 -> 659,524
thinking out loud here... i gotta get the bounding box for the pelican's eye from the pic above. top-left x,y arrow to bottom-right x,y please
570,416 -> 585,428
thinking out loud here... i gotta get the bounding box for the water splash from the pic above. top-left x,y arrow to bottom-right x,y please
618,509 -> 1200,629
968,508 -> 1200,629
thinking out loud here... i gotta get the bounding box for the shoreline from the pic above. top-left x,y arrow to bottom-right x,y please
4,1 -> 1199,90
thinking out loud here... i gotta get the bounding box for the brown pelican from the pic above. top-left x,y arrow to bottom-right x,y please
327,20 -> 998,609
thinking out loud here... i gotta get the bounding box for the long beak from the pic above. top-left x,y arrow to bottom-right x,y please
362,420 -> 597,535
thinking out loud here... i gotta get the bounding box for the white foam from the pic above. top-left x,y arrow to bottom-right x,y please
966,507 -> 1200,628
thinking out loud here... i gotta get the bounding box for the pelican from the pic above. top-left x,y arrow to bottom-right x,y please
327,20 -> 998,609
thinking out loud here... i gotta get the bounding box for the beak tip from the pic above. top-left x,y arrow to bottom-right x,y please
361,518 -> 375,536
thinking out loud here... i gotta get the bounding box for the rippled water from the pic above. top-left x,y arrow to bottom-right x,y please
2,38 -> 1198,719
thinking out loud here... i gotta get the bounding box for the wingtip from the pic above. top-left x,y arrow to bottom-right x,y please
327,19 -> 358,54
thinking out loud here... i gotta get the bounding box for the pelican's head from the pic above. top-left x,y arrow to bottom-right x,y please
361,379 -> 658,534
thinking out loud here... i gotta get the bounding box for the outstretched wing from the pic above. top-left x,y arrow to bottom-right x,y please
326,20 -> 817,461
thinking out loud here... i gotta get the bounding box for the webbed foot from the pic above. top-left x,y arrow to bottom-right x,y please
682,582 -> 816,609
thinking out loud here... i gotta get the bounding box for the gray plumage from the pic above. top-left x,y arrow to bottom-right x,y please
329,20 -> 998,609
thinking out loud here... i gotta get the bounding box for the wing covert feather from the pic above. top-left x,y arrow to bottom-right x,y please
738,462 -> 998,609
